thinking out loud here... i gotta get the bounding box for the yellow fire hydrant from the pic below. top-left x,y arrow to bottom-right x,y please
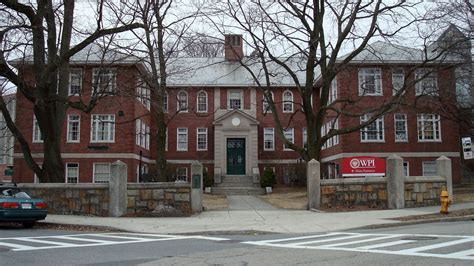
440,190 -> 450,214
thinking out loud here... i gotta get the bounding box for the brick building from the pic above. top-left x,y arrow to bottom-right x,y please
11,35 -> 463,187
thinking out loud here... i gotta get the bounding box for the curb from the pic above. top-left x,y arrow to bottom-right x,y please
354,215 -> 474,230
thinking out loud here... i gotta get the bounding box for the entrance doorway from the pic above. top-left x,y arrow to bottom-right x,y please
226,138 -> 246,175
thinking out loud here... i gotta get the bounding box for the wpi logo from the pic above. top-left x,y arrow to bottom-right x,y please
350,158 -> 376,169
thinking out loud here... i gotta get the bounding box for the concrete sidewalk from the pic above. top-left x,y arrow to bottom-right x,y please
42,198 -> 474,235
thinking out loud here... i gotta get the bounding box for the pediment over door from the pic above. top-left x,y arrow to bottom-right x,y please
213,110 -> 259,131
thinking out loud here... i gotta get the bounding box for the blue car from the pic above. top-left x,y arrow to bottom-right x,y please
0,183 -> 47,228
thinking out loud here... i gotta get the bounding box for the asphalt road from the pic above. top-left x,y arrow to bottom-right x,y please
0,221 -> 473,265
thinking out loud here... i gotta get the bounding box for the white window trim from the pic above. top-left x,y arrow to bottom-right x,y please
196,90 -> 208,113
67,114 -> 81,143
196,127 -> 208,151
93,163 -> 110,183
65,162 -> 79,183
394,113 -> 408,143
391,68 -> 405,95
282,90 -> 294,113
32,115 -> 43,143
263,91 -> 274,113
417,114 -> 442,142
263,128 -> 275,151
163,92 -> 168,113
136,78 -> 151,110
328,78 -> 337,104
360,115 -> 385,142
403,161 -> 410,177
422,161 -> 437,176
90,114 -> 115,143
92,68 -> 117,94
227,89 -> 243,110
283,128 -> 294,151
177,90 -> 188,112
68,68 -> 83,96
415,68 -> 438,96
177,127 -> 188,151
358,68 -> 382,96
176,167 -> 188,182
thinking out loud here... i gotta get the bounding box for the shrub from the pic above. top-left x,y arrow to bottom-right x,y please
261,167 -> 276,188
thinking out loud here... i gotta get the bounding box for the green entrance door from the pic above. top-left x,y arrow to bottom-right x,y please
227,138 -> 246,175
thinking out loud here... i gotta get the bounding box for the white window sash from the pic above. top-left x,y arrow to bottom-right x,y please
417,114 -> 441,142
177,128 -> 188,151
263,128 -> 275,151
93,163 -> 110,183
197,91 -> 208,113
65,163 -> 79,183
360,115 -> 384,142
67,114 -> 80,143
358,68 -> 382,96
282,90 -> 294,113
92,68 -> 117,94
68,69 -> 82,96
32,116 -> 43,143
177,91 -> 188,112
394,114 -> 408,142
283,128 -> 294,150
196,128 -> 208,151
91,115 -> 115,143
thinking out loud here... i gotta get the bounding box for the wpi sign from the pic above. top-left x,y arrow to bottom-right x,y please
342,156 -> 385,177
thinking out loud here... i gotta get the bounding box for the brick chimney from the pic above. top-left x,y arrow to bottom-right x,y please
224,34 -> 243,61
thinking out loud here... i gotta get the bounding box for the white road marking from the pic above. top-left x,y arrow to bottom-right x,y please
0,233 -> 229,252
243,232 -> 474,261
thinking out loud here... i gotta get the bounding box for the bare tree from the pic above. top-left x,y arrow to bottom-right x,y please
181,35 -> 223,57
0,1 -> 141,182
108,0 -> 202,180
206,0 -> 458,161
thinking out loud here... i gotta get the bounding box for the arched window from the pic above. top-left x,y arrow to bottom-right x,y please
282,90 -> 293,113
263,91 -> 274,113
177,91 -> 188,112
197,90 -> 208,112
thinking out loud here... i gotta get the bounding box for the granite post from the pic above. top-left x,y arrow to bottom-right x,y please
109,160 -> 127,217
436,156 -> 453,202
387,154 -> 404,209
191,161 -> 203,213
307,159 -> 321,210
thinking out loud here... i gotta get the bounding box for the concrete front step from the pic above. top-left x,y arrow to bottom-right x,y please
211,187 -> 265,196
215,182 -> 259,188
222,175 -> 254,183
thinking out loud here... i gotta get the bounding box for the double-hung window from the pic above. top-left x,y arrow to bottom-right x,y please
177,128 -> 188,151
415,68 -> 438,96
394,114 -> 408,142
262,91 -> 273,113
303,128 -> 308,149
360,114 -> 384,142
328,79 -> 337,104
177,91 -> 188,112
197,91 -> 208,113
135,119 -> 150,150
93,163 -> 110,183
358,68 -> 382,96
417,114 -> 441,141
92,68 -> 116,94
68,68 -> 82,95
163,92 -> 168,113
67,114 -> 80,143
422,161 -> 437,176
283,128 -> 294,150
282,90 -> 293,113
176,167 -> 188,182
32,115 -> 43,143
392,68 -> 404,95
66,163 -> 79,183
91,115 -> 115,143
263,128 -> 274,151
136,78 -> 150,110
228,91 -> 242,110
197,128 -> 207,151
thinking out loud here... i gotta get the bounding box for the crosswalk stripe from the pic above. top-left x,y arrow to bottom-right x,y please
0,242 -> 35,250
356,240 -> 416,250
49,236 -> 116,244
254,232 -> 347,244
321,235 -> 403,248
400,238 -> 474,254
444,249 -> 474,259
14,238 -> 77,247
288,234 -> 366,247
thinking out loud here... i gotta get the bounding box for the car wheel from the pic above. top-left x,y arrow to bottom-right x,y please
22,221 -> 36,228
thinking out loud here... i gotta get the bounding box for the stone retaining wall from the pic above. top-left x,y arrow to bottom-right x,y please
319,176 -> 447,209
127,183 -> 192,216
404,176 -> 446,208
321,178 -> 387,208
18,183 -> 192,217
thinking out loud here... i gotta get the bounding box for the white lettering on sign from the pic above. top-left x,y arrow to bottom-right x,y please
350,158 -> 376,169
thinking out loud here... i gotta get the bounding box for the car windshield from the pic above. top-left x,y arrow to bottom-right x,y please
0,188 -> 31,199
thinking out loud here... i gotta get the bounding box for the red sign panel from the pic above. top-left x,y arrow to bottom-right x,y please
341,156 -> 385,177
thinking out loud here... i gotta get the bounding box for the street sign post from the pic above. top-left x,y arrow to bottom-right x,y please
461,137 -> 472,160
